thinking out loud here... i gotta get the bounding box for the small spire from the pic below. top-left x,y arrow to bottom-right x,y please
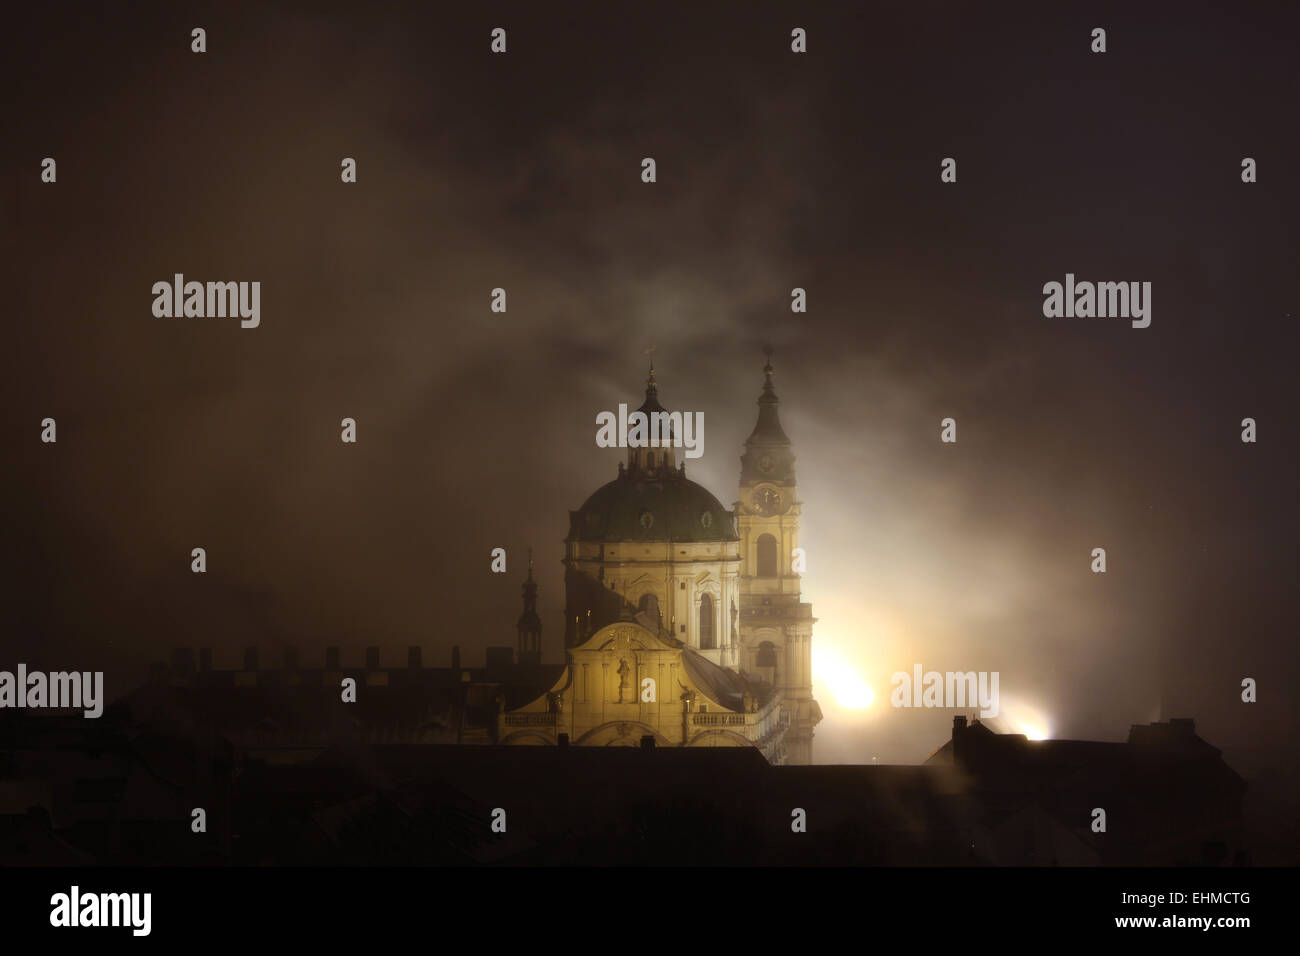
759,346 -> 779,404
743,346 -> 792,453
517,546 -> 542,655
645,344 -> 657,388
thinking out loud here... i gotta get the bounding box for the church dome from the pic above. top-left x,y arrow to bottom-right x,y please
569,475 -> 738,543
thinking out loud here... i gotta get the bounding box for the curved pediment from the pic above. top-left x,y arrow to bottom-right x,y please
577,620 -> 679,654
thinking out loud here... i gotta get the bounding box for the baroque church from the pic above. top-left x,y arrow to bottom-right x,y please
501,355 -> 823,765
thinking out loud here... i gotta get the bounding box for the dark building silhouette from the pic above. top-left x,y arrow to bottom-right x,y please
927,715 -> 1247,865
1,689 -> 1249,865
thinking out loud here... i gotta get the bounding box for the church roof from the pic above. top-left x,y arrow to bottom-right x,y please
681,648 -> 773,710
739,354 -> 796,483
745,355 -> 791,446
568,475 -> 738,543
569,363 -> 738,543
638,375 -> 668,417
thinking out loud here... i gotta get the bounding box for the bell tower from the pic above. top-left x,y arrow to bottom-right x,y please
736,350 -> 821,764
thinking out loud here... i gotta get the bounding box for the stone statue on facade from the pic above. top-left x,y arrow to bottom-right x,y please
616,658 -> 631,702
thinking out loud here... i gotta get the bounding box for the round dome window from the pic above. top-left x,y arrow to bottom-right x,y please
639,511 -> 655,530
700,511 -> 713,528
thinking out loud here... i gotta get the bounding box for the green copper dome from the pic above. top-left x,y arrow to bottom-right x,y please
568,475 -> 738,543
571,364 -> 738,543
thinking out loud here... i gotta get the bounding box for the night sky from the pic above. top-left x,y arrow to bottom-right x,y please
6,1 -> 1298,781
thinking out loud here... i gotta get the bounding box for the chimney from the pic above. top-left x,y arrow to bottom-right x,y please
283,646 -> 299,670
557,733 -> 569,748
952,714 -> 968,766
198,647 -> 212,672
451,645 -> 461,669
365,646 -> 380,669
640,735 -> 656,750
242,646 -> 259,671
408,646 -> 422,669
325,646 -> 341,670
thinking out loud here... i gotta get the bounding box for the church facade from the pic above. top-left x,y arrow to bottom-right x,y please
501,355 -> 823,765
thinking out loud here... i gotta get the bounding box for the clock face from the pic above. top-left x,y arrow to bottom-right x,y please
758,454 -> 774,473
754,487 -> 781,515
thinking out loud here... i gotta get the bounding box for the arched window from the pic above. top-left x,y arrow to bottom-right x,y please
757,534 -> 778,577
757,641 -> 777,669
638,593 -> 660,625
699,594 -> 715,649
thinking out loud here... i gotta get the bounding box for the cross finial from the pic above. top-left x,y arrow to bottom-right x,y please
762,344 -> 774,376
